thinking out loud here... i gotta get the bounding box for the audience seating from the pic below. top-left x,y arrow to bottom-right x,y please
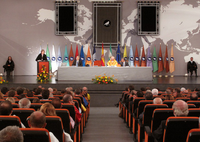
30,103 -> 42,111
12,108 -> 35,128
20,128 -> 51,142
186,128 -> 200,142
12,103 -> 19,108
0,116 -> 21,130
176,97 -> 189,102
27,97 -> 39,103
187,100 -> 200,108
163,100 -> 175,108
137,104 -> 168,142
187,103 -> 196,108
40,100 -> 52,103
45,116 -> 65,142
188,108 -> 200,117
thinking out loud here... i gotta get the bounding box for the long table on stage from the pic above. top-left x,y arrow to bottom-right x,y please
57,66 -> 152,81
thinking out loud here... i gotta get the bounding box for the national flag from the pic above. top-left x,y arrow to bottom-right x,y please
140,46 -> 146,67
134,45 -> 140,67
92,44 -> 97,66
101,43 -> 105,66
57,46 -> 62,67
85,45 -> 92,66
46,44 -> 51,71
108,44 -> 112,61
75,44 -> 79,59
69,44 -> 74,66
51,45 -> 57,72
169,43 -> 175,73
158,45 -> 164,73
116,43 -> 121,64
129,45 -> 134,67
164,45 -> 169,73
146,46 -> 153,70
152,46 -> 158,72
80,45 -> 85,67
63,45 -> 69,66
123,44 -> 127,61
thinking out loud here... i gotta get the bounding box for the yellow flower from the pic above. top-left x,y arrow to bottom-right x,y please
40,74 -> 42,76
44,76 -> 46,78
43,71 -> 45,73
105,80 -> 107,82
40,80 -> 43,83
0,81 -> 2,84
111,80 -> 113,82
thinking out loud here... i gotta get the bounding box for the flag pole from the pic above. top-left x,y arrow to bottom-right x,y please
159,43 -> 162,78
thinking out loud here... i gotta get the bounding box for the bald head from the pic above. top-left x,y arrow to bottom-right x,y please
19,98 -> 31,108
172,100 -> 188,117
29,111 -> 46,128
153,98 -> 163,104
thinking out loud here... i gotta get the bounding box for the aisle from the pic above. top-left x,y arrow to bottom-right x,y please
82,107 -> 133,142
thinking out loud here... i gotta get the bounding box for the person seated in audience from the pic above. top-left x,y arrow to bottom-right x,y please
107,56 -> 118,67
152,88 -> 159,97
0,126 -> 23,142
61,89 -> 67,96
48,87 -> 53,97
28,111 -> 59,142
34,87 -> 42,96
26,90 -> 33,97
0,101 -> 25,128
72,56 -> 82,67
1,87 -> 9,96
18,98 -> 31,108
41,89 -> 50,100
173,88 -> 183,98
32,88 -> 37,95
3,56 -> 15,77
16,87 -> 26,99
165,89 -> 174,100
51,97 -> 62,108
120,58 -> 129,67
139,96 -> 159,120
153,100 -> 189,142
63,94 -> 82,123
140,87 -> 146,92
39,103 -> 73,142
6,97 -> 15,103
190,93 -> 198,100
52,88 -> 58,95
136,90 -> 144,97
32,98 -> 40,103
8,90 -> 15,97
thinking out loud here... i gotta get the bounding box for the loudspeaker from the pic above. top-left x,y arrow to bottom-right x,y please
138,1 -> 160,35
93,2 -> 121,47
55,1 -> 77,35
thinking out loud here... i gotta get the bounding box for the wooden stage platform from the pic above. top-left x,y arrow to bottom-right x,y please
1,75 -> 199,107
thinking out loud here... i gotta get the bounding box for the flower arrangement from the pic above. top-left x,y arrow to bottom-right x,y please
0,76 -> 8,84
37,65 -> 50,82
92,74 -> 118,84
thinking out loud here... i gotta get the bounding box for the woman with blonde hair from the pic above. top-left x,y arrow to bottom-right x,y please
40,103 -> 57,116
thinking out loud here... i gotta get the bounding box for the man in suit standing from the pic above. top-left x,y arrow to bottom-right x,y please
120,58 -> 129,67
187,57 -> 197,77
72,56 -> 83,67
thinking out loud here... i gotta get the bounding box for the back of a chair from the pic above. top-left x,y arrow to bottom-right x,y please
137,100 -> 153,117
131,97 -> 145,114
188,104 -> 196,108
20,128 -> 51,142
163,117 -> 199,142
55,109 -> 71,133
40,100 -> 52,103
176,97 -> 189,102
151,108 -> 174,132
73,100 -> 79,110
188,108 -> 200,117
163,100 -> 175,108
186,128 -> 200,142
27,97 -> 39,103
142,104 -> 168,127
45,116 -> 64,142
53,95 -> 63,100
12,103 -> 19,108
62,103 -> 76,121
187,100 -> 200,108
12,108 -> 35,128
0,116 -> 21,130
73,97 -> 82,108
30,103 -> 42,111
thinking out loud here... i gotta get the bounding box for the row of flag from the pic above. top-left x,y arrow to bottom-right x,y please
44,43 -> 175,73
99,43 -> 175,73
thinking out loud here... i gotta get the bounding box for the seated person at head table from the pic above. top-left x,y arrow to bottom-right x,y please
120,58 -> 129,67
3,56 -> 15,77
107,56 -> 119,67
35,49 -> 47,61
72,56 -> 83,67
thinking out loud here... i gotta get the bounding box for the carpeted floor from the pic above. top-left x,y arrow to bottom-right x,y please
82,107 -> 133,142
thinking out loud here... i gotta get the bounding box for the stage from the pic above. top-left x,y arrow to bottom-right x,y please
1,75 -> 199,107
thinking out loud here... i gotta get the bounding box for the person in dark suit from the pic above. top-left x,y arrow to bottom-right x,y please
3,56 -> 15,77
35,49 -> 47,61
153,100 -> 189,142
187,57 -> 197,77
120,58 -> 129,67
72,56 -> 82,67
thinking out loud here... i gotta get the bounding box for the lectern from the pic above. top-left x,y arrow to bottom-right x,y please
37,61 -> 49,74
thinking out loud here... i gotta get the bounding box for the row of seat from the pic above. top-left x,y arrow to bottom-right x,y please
120,98 -> 200,142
